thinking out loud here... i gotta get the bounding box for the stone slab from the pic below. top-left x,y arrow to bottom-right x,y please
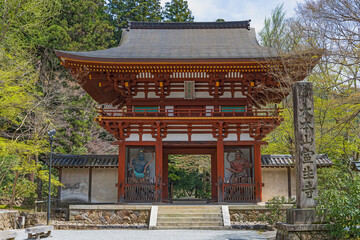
0,230 -> 17,240
286,209 -> 325,224
25,225 -> 54,234
276,223 -> 328,232
148,206 -> 158,230
221,206 -> 231,228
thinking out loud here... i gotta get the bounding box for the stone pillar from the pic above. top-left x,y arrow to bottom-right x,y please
293,82 -> 317,209
276,82 -> 329,240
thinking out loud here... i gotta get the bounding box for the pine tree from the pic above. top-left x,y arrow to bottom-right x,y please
163,0 -> 194,22
108,0 -> 163,43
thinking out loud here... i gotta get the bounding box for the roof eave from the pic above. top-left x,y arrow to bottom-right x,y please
55,50 -> 280,64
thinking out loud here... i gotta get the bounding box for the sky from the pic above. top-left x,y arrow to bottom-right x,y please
160,0 -> 303,32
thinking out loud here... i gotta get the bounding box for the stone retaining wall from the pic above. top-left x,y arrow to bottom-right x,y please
20,212 -> 46,227
0,210 -> 18,230
229,205 -> 288,223
69,205 -> 150,225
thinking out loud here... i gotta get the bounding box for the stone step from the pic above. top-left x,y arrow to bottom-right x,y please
157,206 -> 220,210
157,217 -> 222,223
158,209 -> 221,214
153,226 -> 229,230
157,213 -> 222,218
171,200 -> 208,204
154,206 -> 226,230
157,222 -> 224,227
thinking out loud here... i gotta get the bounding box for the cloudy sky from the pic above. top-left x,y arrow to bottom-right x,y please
160,0 -> 303,32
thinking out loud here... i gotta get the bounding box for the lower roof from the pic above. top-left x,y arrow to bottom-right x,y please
52,154 -> 333,168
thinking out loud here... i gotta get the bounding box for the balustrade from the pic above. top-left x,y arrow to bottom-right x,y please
98,107 -> 281,118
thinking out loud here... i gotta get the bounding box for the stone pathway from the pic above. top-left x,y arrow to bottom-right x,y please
13,229 -> 275,240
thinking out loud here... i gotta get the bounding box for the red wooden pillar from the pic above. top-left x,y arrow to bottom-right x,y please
118,142 -> 126,202
155,138 -> 163,202
211,151 -> 217,201
162,152 -> 169,201
217,139 -> 225,202
254,143 -> 262,202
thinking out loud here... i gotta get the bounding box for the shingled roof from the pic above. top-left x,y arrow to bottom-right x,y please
261,154 -> 333,168
55,20 -> 279,61
52,154 -> 333,168
52,154 -> 118,168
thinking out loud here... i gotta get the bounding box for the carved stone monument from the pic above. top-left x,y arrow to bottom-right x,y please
294,82 -> 317,209
276,82 -> 329,240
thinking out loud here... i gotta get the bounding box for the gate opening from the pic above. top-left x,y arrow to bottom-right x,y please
168,154 -> 211,200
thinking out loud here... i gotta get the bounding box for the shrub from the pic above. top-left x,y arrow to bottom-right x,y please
316,164 -> 360,239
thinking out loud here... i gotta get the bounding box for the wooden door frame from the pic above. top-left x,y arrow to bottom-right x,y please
163,146 -> 217,202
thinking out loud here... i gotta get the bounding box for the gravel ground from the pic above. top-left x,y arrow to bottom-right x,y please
12,229 -> 275,240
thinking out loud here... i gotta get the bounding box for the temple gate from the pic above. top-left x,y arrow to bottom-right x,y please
56,21 -> 313,203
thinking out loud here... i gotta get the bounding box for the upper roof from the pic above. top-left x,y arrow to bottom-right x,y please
52,154 -> 333,168
55,20 -> 279,62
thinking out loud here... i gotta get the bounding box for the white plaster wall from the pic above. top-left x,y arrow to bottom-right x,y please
133,92 -> 145,98
225,134 -> 254,141
234,92 -> 245,98
290,168 -> 296,198
220,92 -> 231,98
261,168 -> 296,202
127,134 -> 155,141
167,92 -> 184,98
91,168 -> 118,203
163,134 -> 189,141
195,91 -> 211,98
61,168 -> 89,203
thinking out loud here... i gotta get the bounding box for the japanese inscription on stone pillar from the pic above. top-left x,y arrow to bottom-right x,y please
293,82 -> 317,209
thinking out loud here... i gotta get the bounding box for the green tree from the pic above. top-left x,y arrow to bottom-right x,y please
44,0 -> 115,51
261,1 -> 360,238
317,164 -> 360,238
258,4 -> 287,49
36,0 -> 117,155
0,0 -> 116,207
0,0 -> 62,207
108,0 -> 163,43
168,155 -> 211,199
163,0 -> 194,22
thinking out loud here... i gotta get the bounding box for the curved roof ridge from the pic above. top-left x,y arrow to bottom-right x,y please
128,20 -> 251,30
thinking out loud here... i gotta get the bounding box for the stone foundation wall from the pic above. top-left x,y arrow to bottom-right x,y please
69,208 -> 150,225
276,229 -> 331,240
230,209 -> 269,222
20,212 -> 46,227
229,206 -> 287,223
0,210 -> 18,230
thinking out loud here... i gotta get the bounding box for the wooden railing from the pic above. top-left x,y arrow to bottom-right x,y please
98,107 -> 281,118
224,177 -> 256,202
124,177 -> 155,202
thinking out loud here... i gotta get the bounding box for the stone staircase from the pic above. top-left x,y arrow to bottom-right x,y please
153,206 -> 230,230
